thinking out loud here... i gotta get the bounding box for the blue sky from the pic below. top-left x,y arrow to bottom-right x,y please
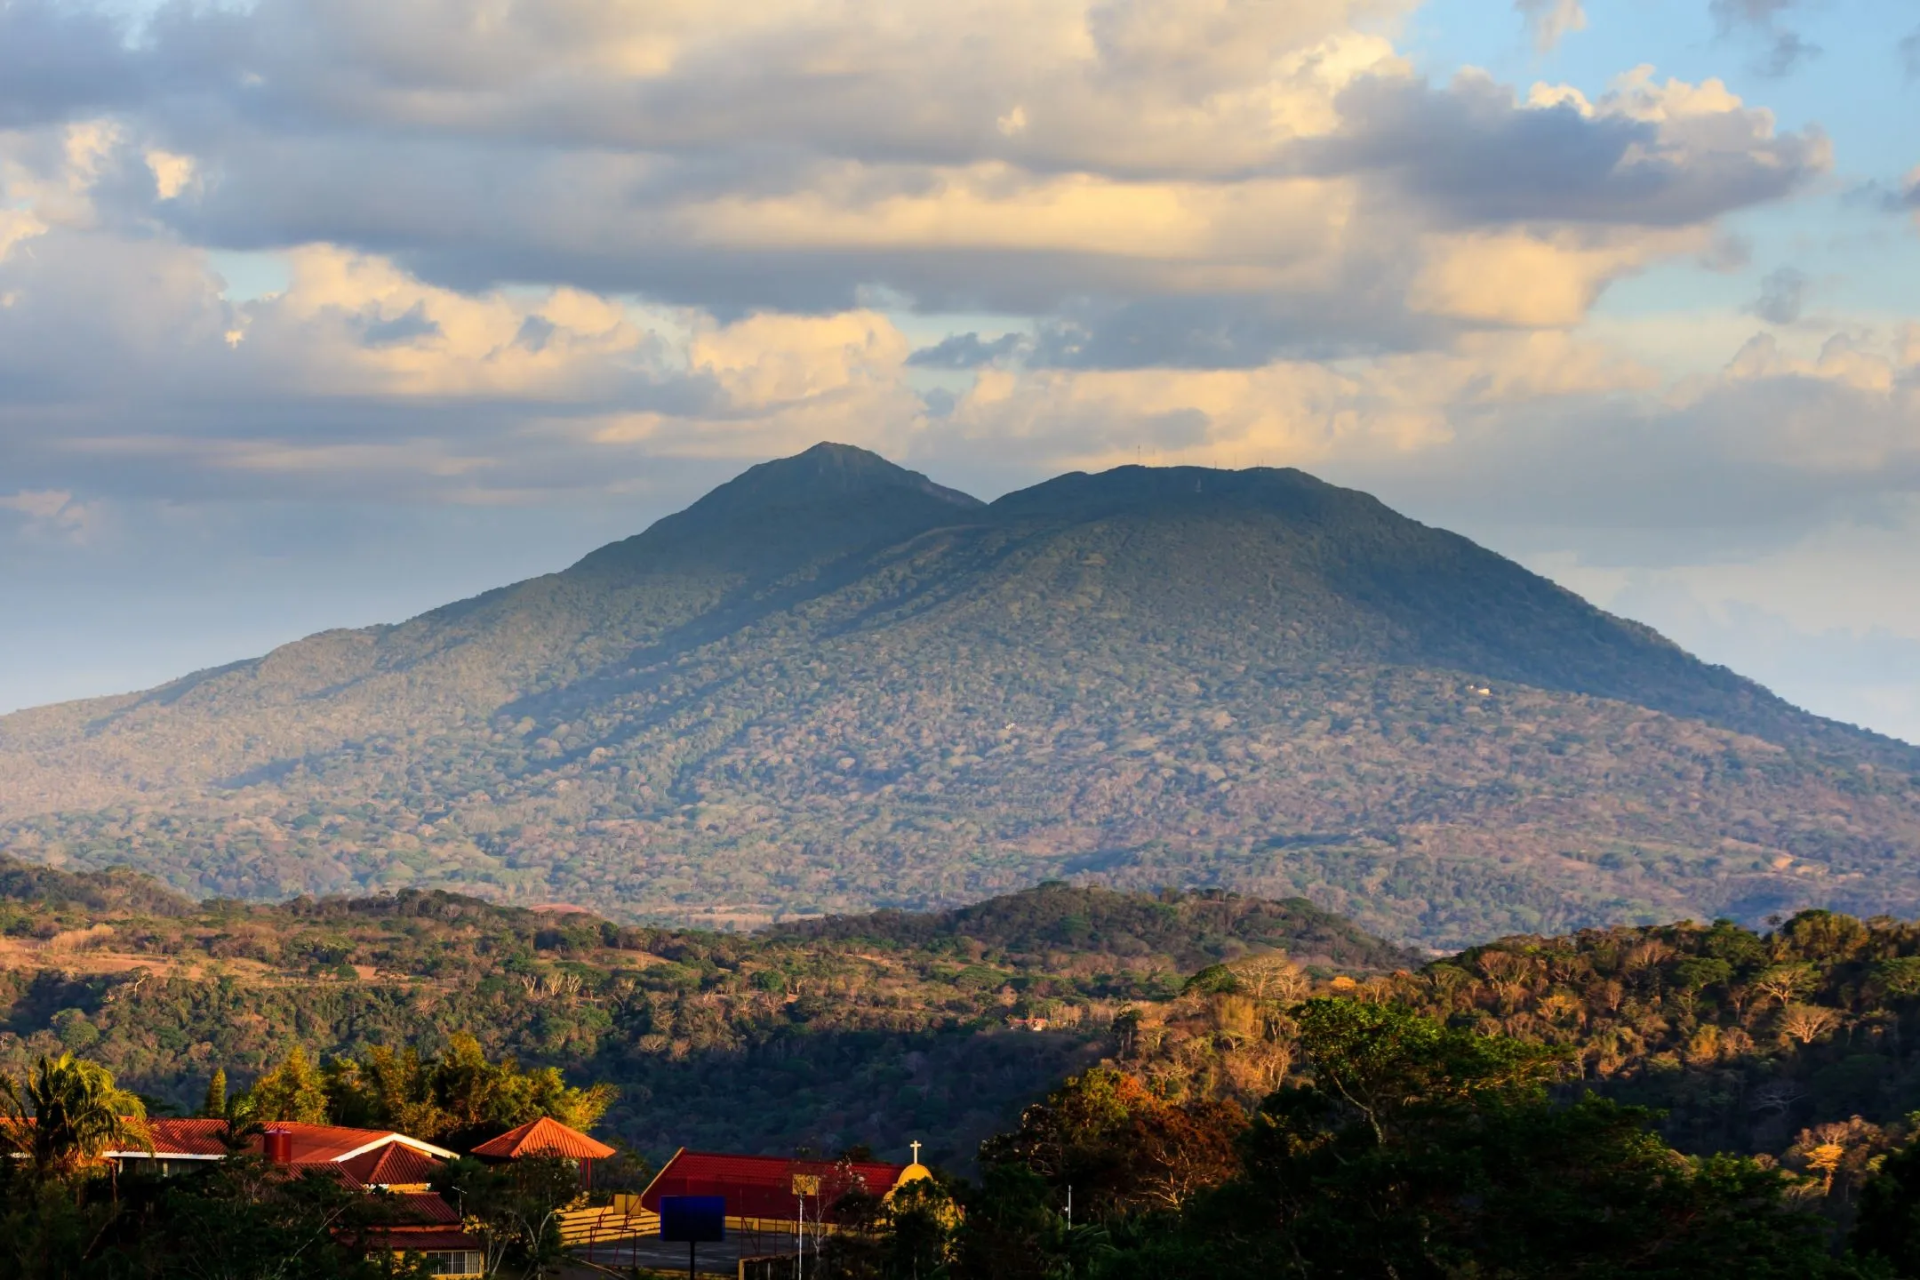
1,0 -> 1917,742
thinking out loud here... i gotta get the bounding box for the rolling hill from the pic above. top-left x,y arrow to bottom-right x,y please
2,443 -> 1917,948
0,865 -> 1410,1163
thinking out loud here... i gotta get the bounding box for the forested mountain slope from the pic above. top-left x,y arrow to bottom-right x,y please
2,444 -> 1916,947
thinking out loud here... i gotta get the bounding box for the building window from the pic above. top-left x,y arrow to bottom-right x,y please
417,1251 -> 482,1277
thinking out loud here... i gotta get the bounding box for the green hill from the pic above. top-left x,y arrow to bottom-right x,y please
2,443 -> 1916,947
766,880 -> 1412,974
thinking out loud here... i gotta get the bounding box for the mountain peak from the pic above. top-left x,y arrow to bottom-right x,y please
692,442 -> 982,513
567,443 -> 981,577
989,462 -> 1345,523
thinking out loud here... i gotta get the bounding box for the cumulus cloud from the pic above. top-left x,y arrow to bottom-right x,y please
1335,325 -> 1920,554
0,0 -> 1859,524
0,0 -> 1827,332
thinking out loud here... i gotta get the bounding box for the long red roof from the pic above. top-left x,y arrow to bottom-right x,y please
640,1151 -> 910,1223
469,1115 -> 614,1160
113,1120 -> 454,1165
142,1119 -> 231,1157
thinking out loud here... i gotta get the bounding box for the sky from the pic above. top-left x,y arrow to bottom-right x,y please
1,0 -> 1917,743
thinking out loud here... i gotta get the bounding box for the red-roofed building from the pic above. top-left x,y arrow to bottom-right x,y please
101,1121 -> 480,1277
339,1142 -> 446,1190
471,1114 -> 616,1194
638,1149 -> 932,1257
470,1115 -> 615,1162
105,1119 -> 457,1177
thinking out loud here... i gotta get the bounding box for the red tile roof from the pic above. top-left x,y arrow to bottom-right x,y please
142,1118 -> 233,1157
340,1143 -> 445,1187
469,1116 -> 614,1160
113,1121 -> 453,1166
639,1151 -> 910,1224
390,1193 -> 461,1225
263,1124 -> 454,1165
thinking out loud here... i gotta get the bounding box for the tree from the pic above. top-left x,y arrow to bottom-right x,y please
1100,1000 -> 1843,1280
0,1053 -> 152,1178
246,1047 -> 331,1124
1874,957 -> 1920,1001
1755,963 -> 1818,1008
100,1155 -> 426,1280
819,1174 -> 965,1280
1283,995 -> 1565,1144
433,1155 -> 579,1278
1778,1004 -> 1843,1047
1123,1099 -> 1243,1212
326,1034 -> 616,1145
202,1068 -> 228,1120
1852,1137 -> 1920,1274
979,1067 -> 1245,1220
951,1163 -> 1062,1280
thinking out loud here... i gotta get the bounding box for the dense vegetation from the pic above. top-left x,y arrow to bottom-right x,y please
19,851 -> 1920,1183
14,856 -> 1920,1272
871,1002 -> 1888,1279
0,864 -> 1405,1165
4,446 -> 1916,947
19,998 -> 1920,1277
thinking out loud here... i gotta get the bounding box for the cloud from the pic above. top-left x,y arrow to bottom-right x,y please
1757,30 -> 1819,77
1904,28 -> 1920,81
0,0 -> 1859,531
1708,0 -> 1819,77
1333,326 -> 1920,556
1709,0 -> 1789,19
0,4 -> 142,129
1748,266 -> 1809,325
907,332 -> 1028,369
0,489 -> 96,541
1516,0 -> 1587,53
358,301 -> 443,349
0,1 -> 1825,335
145,150 -> 195,201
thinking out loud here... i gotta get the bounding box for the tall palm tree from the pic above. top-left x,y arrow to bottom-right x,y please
0,1053 -> 153,1178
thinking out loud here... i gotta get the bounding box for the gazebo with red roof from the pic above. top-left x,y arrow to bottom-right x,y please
470,1115 -> 615,1189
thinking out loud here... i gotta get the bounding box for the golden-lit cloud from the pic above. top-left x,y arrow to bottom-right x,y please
0,0 -> 1881,519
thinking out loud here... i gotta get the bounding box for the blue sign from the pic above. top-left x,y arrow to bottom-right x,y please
659,1195 -> 726,1243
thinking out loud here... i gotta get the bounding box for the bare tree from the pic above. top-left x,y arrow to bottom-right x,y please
1754,963 -> 1817,1008
1231,953 -> 1309,1004
1749,1078 -> 1808,1116
1777,1004 -> 1842,1046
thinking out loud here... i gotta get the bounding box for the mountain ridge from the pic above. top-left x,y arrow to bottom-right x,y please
2,443 -> 1916,948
